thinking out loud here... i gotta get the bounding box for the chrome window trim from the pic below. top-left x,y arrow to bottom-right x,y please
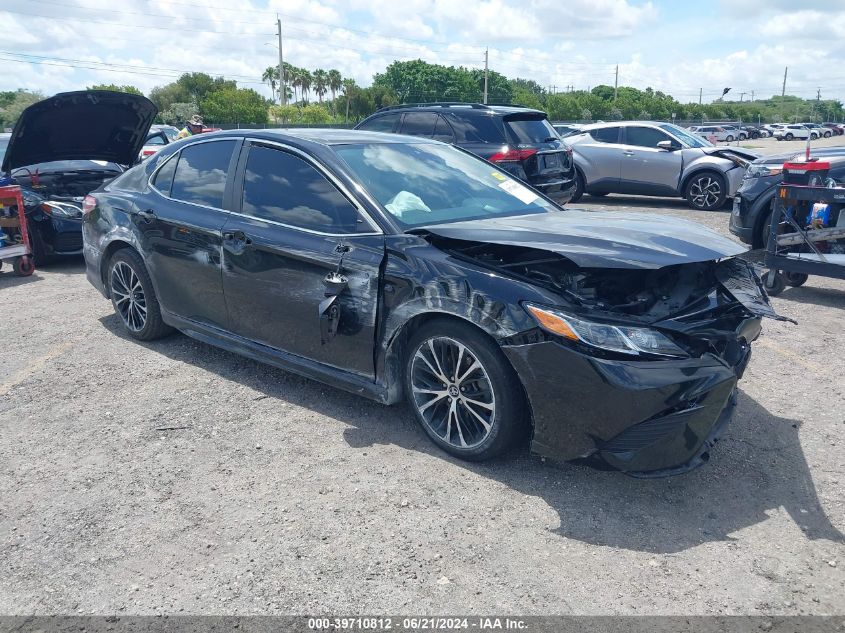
242,138 -> 383,236
147,136 -> 384,237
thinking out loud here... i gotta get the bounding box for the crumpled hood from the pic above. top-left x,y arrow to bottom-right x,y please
416,209 -> 747,269
2,90 -> 158,172
700,146 -> 759,161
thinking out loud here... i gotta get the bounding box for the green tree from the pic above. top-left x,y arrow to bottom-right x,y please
313,69 -> 328,103
327,69 -> 342,102
0,90 -> 44,129
200,88 -> 269,124
149,83 -> 192,114
160,102 -> 197,126
373,59 -> 479,103
87,84 -> 143,95
470,69 -> 512,104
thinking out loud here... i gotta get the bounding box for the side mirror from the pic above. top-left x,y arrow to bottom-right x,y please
656,140 -> 679,151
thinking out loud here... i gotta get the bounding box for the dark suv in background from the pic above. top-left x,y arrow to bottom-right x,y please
729,148 -> 845,248
355,103 -> 576,205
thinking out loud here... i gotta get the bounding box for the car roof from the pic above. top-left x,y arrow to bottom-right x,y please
371,103 -> 546,117
174,128 -> 440,147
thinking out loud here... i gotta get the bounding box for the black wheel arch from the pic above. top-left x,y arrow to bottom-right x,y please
680,167 -> 727,198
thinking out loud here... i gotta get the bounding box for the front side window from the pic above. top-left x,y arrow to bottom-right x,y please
169,140 -> 235,208
241,145 -> 371,234
335,142 -> 556,228
625,126 -> 672,148
145,133 -> 167,146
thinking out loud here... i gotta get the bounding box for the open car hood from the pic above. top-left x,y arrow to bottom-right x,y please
2,90 -> 158,172
415,210 -> 747,269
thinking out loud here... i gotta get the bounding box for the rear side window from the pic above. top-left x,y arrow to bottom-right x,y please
506,117 -> 556,144
358,113 -> 401,133
169,140 -> 235,208
625,126 -> 672,148
108,164 -> 145,193
151,153 -> 178,196
401,112 -> 438,137
240,145 -> 371,234
589,127 -> 622,143
444,113 -> 506,143
145,133 -> 167,146
431,115 -> 455,143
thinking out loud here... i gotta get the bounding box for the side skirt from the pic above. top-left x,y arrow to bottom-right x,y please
162,311 -> 391,404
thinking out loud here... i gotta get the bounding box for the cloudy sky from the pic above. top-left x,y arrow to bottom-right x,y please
2,0 -> 844,104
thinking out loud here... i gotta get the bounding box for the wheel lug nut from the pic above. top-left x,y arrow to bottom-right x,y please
460,386 -> 465,392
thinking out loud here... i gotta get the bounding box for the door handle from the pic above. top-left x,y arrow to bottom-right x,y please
623,150 -> 635,156
135,209 -> 157,222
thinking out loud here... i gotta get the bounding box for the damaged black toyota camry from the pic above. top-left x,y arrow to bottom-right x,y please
82,129 -> 786,476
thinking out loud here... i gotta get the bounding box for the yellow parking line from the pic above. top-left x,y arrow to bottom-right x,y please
0,340 -> 76,397
756,338 -> 823,374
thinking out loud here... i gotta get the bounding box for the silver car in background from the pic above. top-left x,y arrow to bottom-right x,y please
567,122 -> 759,210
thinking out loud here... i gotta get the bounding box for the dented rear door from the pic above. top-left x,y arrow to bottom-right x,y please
221,141 -> 384,378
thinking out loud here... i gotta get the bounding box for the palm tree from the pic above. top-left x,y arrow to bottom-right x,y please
288,66 -> 301,104
262,66 -> 278,102
341,78 -> 356,122
313,69 -> 328,103
327,69 -> 342,102
299,69 -> 312,104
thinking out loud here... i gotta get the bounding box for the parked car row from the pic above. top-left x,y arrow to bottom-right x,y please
0,91 -> 787,477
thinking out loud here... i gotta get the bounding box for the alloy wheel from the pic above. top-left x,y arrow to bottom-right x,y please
111,261 -> 147,332
410,336 -> 495,449
689,176 -> 721,209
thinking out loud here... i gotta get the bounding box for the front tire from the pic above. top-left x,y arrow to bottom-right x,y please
685,171 -> 727,211
785,133 -> 794,140
726,135 -> 734,142
107,249 -> 172,341
404,319 -> 526,461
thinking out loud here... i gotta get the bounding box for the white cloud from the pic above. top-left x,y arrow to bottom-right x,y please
0,0 -> 843,107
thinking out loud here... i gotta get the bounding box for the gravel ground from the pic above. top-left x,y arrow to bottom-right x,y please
0,188 -> 843,616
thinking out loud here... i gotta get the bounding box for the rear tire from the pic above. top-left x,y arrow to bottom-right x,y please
107,249 -> 173,341
404,319 -> 526,461
726,135 -> 734,142
570,169 -> 585,203
785,133 -> 794,140
685,171 -> 727,211
824,131 -> 832,138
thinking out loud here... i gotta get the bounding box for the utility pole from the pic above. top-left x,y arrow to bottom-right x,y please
614,65 -> 618,101
780,66 -> 788,119
699,87 -> 702,105
751,90 -> 755,102
483,48 -> 489,104
739,92 -> 746,102
277,15 -> 286,106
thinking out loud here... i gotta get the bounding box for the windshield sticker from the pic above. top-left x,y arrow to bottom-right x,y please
491,171 -> 506,181
498,179 -> 539,205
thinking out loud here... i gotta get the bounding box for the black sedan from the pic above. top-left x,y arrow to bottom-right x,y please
82,129 -> 784,475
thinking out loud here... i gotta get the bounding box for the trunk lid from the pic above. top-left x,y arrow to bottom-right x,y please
2,90 -> 158,172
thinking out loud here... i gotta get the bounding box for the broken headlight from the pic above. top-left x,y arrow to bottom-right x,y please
524,304 -> 688,358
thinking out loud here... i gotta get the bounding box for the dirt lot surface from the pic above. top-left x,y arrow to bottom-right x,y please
1,193 -> 843,615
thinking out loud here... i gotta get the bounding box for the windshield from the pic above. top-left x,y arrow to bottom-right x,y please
659,123 -> 713,148
334,142 -> 557,228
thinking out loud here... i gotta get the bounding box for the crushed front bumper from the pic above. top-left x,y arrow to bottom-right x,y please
503,340 -> 750,476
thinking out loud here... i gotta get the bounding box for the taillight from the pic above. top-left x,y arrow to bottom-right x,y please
489,148 -> 538,162
82,195 -> 97,215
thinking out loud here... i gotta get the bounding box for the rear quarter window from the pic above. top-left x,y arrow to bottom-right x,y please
589,127 -> 622,143
444,113 -> 506,144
